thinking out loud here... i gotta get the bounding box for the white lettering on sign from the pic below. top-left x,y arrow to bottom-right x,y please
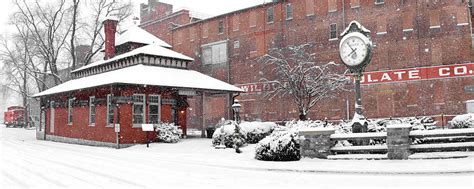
439,68 -> 450,77
408,70 -> 421,79
356,63 -> 474,85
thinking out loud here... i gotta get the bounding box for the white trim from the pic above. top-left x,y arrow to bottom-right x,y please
457,23 -> 469,26
403,28 -> 414,32
329,38 -> 339,41
429,25 -> 441,29
376,31 -> 387,35
351,5 -> 360,9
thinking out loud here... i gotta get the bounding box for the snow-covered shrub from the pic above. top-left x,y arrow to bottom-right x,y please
212,121 -> 276,147
242,122 -> 277,143
155,123 -> 181,143
450,114 -> 474,128
255,120 -> 329,161
212,121 -> 248,148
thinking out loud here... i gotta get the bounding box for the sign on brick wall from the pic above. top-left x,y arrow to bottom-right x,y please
236,63 -> 474,94
360,62 -> 474,85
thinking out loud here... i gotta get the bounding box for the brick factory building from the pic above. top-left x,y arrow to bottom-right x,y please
140,0 -> 474,128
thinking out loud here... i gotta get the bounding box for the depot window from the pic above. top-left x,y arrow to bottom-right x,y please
67,98 -> 73,125
148,95 -> 161,124
106,94 -> 114,125
89,96 -> 96,126
132,94 -> 146,125
202,41 -> 228,65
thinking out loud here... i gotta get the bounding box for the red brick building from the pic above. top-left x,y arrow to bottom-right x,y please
34,18 -> 242,147
140,0 -> 474,127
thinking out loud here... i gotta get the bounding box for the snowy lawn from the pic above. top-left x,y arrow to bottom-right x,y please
1,124 -> 473,189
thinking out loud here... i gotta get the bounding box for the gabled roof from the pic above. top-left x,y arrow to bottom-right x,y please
34,64 -> 243,97
116,25 -> 172,48
72,44 -> 193,73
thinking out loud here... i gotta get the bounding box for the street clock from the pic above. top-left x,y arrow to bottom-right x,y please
339,21 -> 373,74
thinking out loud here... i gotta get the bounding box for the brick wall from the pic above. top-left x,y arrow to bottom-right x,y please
142,0 -> 474,128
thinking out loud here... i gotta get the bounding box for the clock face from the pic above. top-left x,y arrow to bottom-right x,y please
339,35 -> 369,67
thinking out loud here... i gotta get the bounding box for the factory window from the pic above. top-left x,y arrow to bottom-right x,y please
267,7 -> 274,23
330,23 -> 338,40
286,4 -> 293,20
375,0 -> 384,5
218,20 -> 224,34
328,0 -> 337,12
202,41 -> 228,64
306,0 -> 315,16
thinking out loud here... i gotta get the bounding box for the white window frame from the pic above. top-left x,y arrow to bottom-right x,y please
375,0 -> 384,5
67,98 -> 74,125
132,94 -> 146,127
106,94 -> 114,126
148,95 -> 161,124
89,96 -> 96,126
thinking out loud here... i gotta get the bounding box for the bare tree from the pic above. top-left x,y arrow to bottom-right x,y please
69,0 -> 80,70
13,0 -> 73,87
81,0 -> 133,65
259,44 -> 349,120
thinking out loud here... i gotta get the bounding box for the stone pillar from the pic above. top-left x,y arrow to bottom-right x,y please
299,128 -> 335,159
387,124 -> 412,160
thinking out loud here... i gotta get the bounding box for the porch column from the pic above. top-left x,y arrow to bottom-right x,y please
201,92 -> 206,138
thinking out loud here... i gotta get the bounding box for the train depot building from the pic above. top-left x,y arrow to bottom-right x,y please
139,0 -> 474,127
33,18 -> 242,147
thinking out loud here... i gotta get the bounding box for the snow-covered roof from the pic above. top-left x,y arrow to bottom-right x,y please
72,44 -> 193,73
116,25 -> 171,48
34,64 -> 243,97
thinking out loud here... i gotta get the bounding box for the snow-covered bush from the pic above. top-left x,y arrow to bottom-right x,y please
255,120 -> 329,161
211,121 -> 276,147
212,121 -> 248,148
449,114 -> 474,128
155,123 -> 181,143
242,122 -> 277,143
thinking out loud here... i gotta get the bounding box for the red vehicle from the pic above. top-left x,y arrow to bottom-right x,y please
4,106 -> 25,128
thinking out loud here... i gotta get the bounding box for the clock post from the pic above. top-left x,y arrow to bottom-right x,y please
339,21 -> 373,133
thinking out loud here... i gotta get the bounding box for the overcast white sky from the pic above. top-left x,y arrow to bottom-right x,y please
0,0 -> 269,34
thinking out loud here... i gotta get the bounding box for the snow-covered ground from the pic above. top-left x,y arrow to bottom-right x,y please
1,124 -> 473,189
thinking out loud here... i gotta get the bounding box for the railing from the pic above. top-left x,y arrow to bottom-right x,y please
409,128 -> 474,152
299,126 -> 474,160
330,132 -> 387,154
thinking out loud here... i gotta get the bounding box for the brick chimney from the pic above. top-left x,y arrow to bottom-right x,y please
103,17 -> 118,60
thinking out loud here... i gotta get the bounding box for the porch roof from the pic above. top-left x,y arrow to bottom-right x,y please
33,64 -> 243,97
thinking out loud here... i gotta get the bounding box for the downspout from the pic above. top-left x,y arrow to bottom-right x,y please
342,0 -> 346,28
226,13 -> 232,120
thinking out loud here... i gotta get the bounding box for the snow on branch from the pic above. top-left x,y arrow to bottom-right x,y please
258,44 -> 350,120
